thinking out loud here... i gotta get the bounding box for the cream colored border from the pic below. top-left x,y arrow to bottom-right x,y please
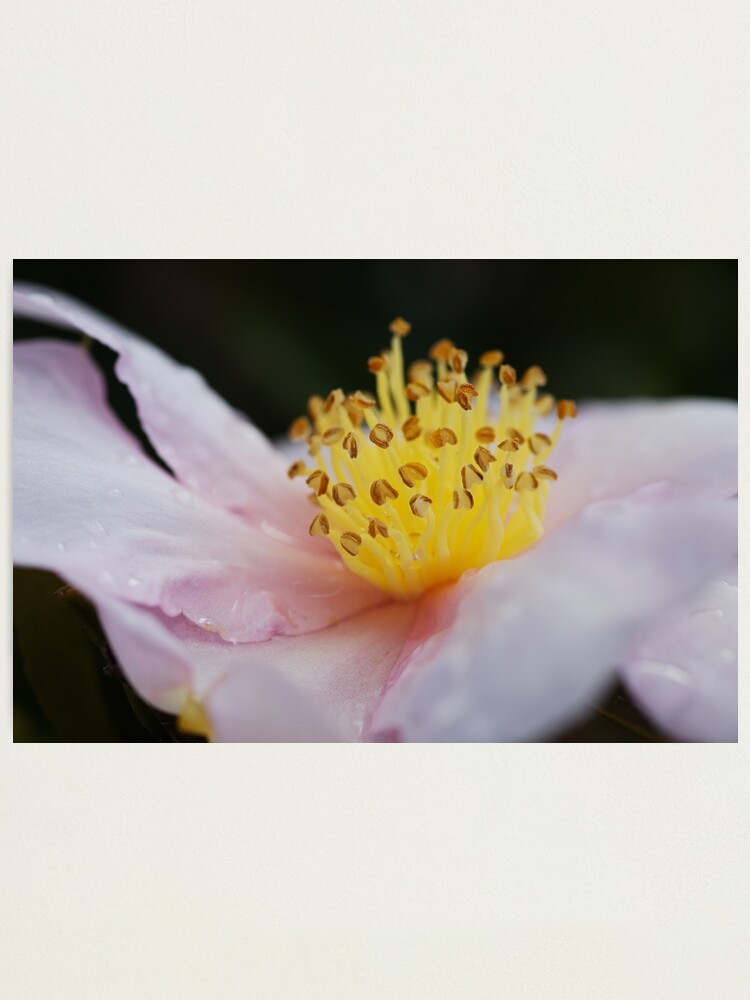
1,0 -> 747,996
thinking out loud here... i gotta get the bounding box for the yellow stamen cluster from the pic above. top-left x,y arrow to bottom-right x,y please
289,317 -> 576,598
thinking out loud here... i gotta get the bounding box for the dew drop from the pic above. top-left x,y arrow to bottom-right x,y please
107,487 -> 123,499
85,519 -> 106,535
171,486 -> 194,507
127,576 -> 143,588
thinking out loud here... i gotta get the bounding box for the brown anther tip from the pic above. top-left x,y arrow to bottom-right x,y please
309,513 -> 330,537
306,433 -> 322,456
399,462 -> 429,488
369,422 -> 394,449
521,365 -> 548,389
289,416 -> 311,441
367,355 -> 387,374
452,489 -> 474,510
459,382 -> 478,397
529,432 -> 552,455
473,446 -> 496,472
507,427 -> 525,445
409,494 -> 433,517
456,389 -> 475,411
332,482 -> 357,506
322,426 -> 345,446
437,380 -> 458,404
305,470 -> 330,496
533,465 -> 558,481
498,438 -> 520,452
408,360 -> 433,382
405,381 -> 430,401
461,464 -> 484,489
350,390 -> 377,408
370,478 -> 399,506
429,338 -> 455,361
499,364 -> 517,386
324,388 -> 345,413
402,415 -> 421,441
502,463 -> 515,488
476,426 -> 496,444
307,394 -> 324,419
287,460 -> 307,480
449,348 -> 469,374
368,518 -> 389,539
479,350 -> 504,367
342,431 -> 359,459
515,471 -> 539,492
535,394 -> 556,416
389,316 -> 412,338
427,427 -> 458,448
340,531 -> 363,555
557,399 -> 578,420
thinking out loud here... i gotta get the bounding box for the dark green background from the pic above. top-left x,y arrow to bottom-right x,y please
13,260 -> 738,741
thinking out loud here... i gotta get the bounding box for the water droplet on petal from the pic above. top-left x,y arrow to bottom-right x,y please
85,519 -> 106,536
127,576 -> 143,588
55,541 -> 67,551
107,487 -> 123,499
171,486 -> 194,507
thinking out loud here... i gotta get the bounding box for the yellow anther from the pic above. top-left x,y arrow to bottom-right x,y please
406,381 -> 430,401
502,463 -> 515,488
340,532 -> 363,555
287,460 -> 307,479
536,393 -> 556,416
350,390 -> 377,408
306,470 -> 330,496
515,471 -> 539,492
369,423 -> 394,449
322,426 -> 345,446
521,365 -> 547,389
389,316 -> 412,337
498,438 -> 520,453
476,426 -> 496,443
499,364 -> 517,386
429,338 -> 455,361
332,482 -> 357,506
437,380 -> 458,403
529,433 -> 552,455
368,518 -> 389,539
533,465 -> 558,480
449,348 -> 468,373
325,388 -> 345,412
402,415 -> 421,441
368,355 -> 388,373
408,360 -> 433,382
306,433 -> 322,456
342,432 -> 359,459
309,513 -> 330,536
427,427 -> 458,448
461,464 -> 484,488
557,399 -> 578,420
399,462 -> 429,488
473,446 -> 496,472
452,489 -> 474,510
289,416 -> 311,441
507,427 -> 525,445
370,479 -> 399,506
479,350 -> 504,367
307,395 -> 324,420
457,386 -> 476,411
409,494 -> 433,517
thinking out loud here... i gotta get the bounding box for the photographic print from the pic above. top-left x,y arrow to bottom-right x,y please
13,260 -> 738,742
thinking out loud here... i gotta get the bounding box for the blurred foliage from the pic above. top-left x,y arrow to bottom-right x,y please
12,261 -> 736,741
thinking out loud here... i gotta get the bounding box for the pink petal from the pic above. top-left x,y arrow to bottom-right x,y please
14,340 -> 383,641
621,565 -> 737,741
96,597 -> 336,740
97,596 -> 417,741
13,283 -> 320,548
547,399 -> 737,528
367,488 -> 737,742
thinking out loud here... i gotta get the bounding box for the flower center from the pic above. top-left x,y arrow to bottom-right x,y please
288,318 -> 576,598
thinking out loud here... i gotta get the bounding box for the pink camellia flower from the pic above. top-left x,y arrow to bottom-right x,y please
13,286 -> 738,742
